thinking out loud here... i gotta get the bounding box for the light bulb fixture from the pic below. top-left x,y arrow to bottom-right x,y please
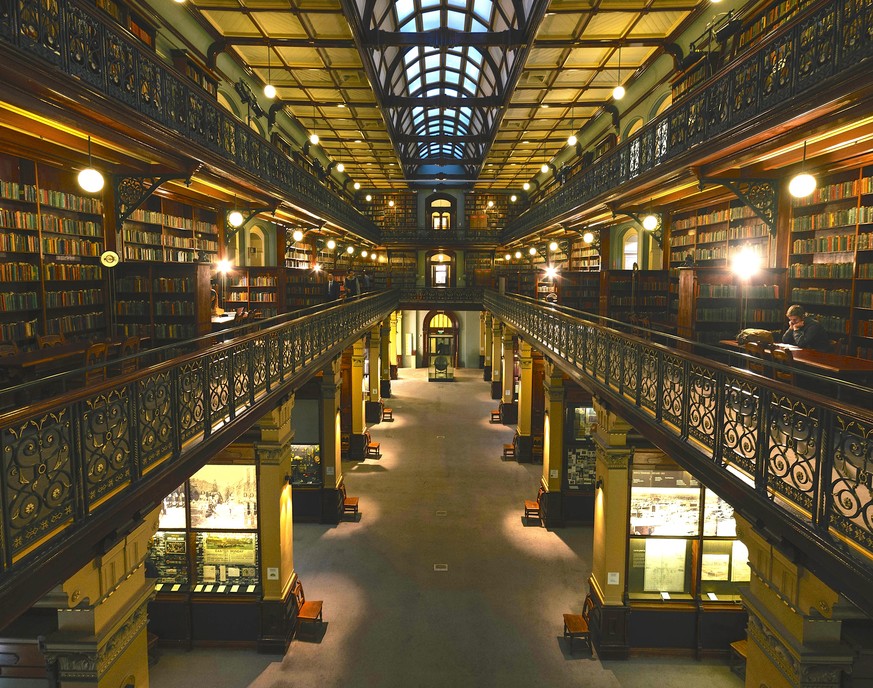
731,245 -> 761,280
541,163 -> 550,174
505,253 -> 512,261
528,247 -> 537,256
77,136 -> 105,193
228,209 -> 244,228
789,141 -> 817,198
544,266 -> 558,280
309,133 -> 319,145
642,213 -> 659,231
514,250 -> 522,259
353,182 -> 361,190
336,163 -> 345,173
371,253 -> 377,261
263,46 -> 276,99
613,45 -> 625,100
361,249 -> 368,258
388,199 -> 395,207
487,200 -> 494,208
313,263 -> 322,271
567,134 -> 578,147
292,229 -> 304,242
216,258 -> 232,274
549,241 -> 559,252
326,239 -> 336,250
365,194 -> 372,202
583,231 -> 595,244
510,195 -> 517,202
346,246 -> 355,254
523,182 -> 531,191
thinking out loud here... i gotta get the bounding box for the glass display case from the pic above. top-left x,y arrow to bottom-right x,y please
150,464 -> 261,594
288,444 -> 321,486
627,467 -> 748,602
428,333 -> 454,381
566,405 -> 597,490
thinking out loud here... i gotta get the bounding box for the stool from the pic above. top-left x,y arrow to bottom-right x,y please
502,443 -> 515,460
729,639 -> 748,678
366,441 -> 381,458
382,407 -> 394,422
490,409 -> 501,423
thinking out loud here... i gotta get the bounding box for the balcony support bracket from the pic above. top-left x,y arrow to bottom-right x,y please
698,177 -> 777,235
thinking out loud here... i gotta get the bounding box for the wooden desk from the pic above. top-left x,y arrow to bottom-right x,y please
0,342 -> 91,374
720,340 -> 873,383
211,313 -> 236,331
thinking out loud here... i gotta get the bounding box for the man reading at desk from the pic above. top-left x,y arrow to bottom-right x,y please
782,304 -> 831,351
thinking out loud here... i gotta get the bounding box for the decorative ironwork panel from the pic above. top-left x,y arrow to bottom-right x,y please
231,345 -> 251,413
797,5 -> 837,91
628,138 -> 641,179
721,375 -> 761,476
731,55 -> 760,120
137,57 -> 163,119
830,414 -> 873,558
660,353 -> 685,431
251,340 -> 267,392
137,371 -> 174,472
766,393 -> 819,513
841,0 -> 873,64
686,94 -> 706,145
207,350 -> 231,425
165,76 -> 187,131
105,33 -> 137,106
81,391 -> 132,510
760,32 -> 795,111
639,347 -> 659,414
1,0 -> 17,40
654,119 -> 669,162
176,360 -> 206,446
66,4 -> 104,88
17,0 -> 62,64
705,73 -> 732,137
607,332 -> 622,390
668,106 -> 688,154
620,338 -> 639,401
2,411 -> 73,559
687,364 -> 718,450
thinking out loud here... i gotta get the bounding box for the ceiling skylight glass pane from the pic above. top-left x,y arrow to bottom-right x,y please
465,65 -> 480,80
447,10 -> 465,31
425,54 -> 440,71
403,48 -> 418,66
472,0 -> 492,22
409,77 -> 421,92
406,63 -> 420,80
444,88 -> 459,98
464,78 -> 476,93
469,17 -> 487,32
421,10 -> 439,30
395,0 -> 414,24
398,17 -> 415,32
421,0 -> 439,7
445,54 -> 461,71
445,70 -> 460,85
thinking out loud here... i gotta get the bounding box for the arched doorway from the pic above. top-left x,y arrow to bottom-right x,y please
423,310 -> 459,381
425,192 -> 456,231
427,249 -> 456,288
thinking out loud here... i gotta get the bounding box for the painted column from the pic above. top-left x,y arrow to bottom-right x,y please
255,394 -> 296,651
541,360 -> 564,526
735,513 -> 855,688
483,312 -> 493,381
515,338 -> 533,462
490,319 -> 502,399
589,396 -> 633,659
349,338 -> 367,459
321,358 -> 343,521
390,311 -> 400,379
478,311 -> 486,369
365,325 -> 382,423
380,319 -> 392,397
500,328 -> 517,422
40,507 -> 161,688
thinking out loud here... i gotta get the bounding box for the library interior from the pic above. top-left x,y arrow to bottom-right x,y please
1,0 -> 873,686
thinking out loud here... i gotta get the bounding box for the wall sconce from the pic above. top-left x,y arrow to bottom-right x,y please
595,477 -> 604,491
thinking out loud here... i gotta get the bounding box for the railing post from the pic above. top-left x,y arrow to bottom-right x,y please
813,409 -> 834,536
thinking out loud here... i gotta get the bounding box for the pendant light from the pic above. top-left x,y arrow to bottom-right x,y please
263,45 -> 276,99
567,105 -> 577,147
612,45 -> 625,101
789,141 -> 817,198
77,136 -> 105,193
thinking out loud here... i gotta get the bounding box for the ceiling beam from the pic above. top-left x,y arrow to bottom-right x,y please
365,27 -> 524,48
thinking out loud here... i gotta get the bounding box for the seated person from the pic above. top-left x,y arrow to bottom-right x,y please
782,304 -> 831,351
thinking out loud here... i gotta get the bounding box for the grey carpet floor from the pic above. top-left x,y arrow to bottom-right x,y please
150,367 -> 742,688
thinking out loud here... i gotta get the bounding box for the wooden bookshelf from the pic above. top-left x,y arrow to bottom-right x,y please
599,270 -> 670,326
121,196 -> 219,265
386,251 -> 417,289
561,272 -> 600,313
464,250 -> 494,287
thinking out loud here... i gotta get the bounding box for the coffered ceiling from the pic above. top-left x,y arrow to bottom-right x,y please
189,0 -> 709,191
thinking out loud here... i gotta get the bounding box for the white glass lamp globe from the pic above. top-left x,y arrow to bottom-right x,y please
510,195 -> 517,202
514,251 -> 522,259
326,239 -> 336,250
309,133 -> 319,145
365,194 -> 372,202
361,250 -> 368,258
583,231 -> 595,244
541,163 -> 550,174
353,182 -> 361,190
567,134 -> 577,146
523,182 -> 530,191
505,253 -> 511,261
346,246 -> 354,254
78,167 -> 104,193
642,214 -> 659,231
549,241 -> 559,251
336,163 -> 345,173
227,210 -> 244,228
613,85 -> 626,100
263,83 -> 276,99
529,247 -> 537,256
789,172 -> 816,198
292,229 -> 304,242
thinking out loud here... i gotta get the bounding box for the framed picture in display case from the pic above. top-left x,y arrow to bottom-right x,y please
628,537 -> 693,598
194,531 -> 260,593
188,464 -> 258,530
150,530 -> 190,589
288,444 -> 322,486
629,469 -> 700,537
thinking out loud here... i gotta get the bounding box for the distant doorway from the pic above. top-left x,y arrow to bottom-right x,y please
423,310 -> 459,381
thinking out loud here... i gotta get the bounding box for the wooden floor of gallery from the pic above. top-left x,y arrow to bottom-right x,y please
150,367 -> 742,688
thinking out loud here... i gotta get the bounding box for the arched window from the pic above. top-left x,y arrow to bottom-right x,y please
623,229 -> 639,269
624,117 -> 644,139
426,194 -> 455,230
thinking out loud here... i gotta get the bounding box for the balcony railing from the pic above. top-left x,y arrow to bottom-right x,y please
0,0 -> 379,241
503,0 -> 873,240
0,292 -> 396,624
486,290 -> 873,616
399,287 -> 485,305
381,228 -> 502,245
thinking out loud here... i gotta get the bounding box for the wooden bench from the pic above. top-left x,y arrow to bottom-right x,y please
340,482 -> 358,518
293,580 -> 323,640
381,407 -> 394,422
502,443 -> 515,460
563,596 -> 594,654
490,408 -> 501,423
524,486 -> 545,525
729,639 -> 748,678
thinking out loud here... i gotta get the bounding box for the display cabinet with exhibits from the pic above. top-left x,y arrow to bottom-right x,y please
150,464 -> 261,594
627,468 -> 749,602
288,444 -> 321,486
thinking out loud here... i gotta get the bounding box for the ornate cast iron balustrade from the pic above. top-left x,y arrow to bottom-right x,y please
0,0 -> 379,242
399,287 -> 485,306
382,228 -> 502,245
503,0 -> 873,240
485,290 -> 873,615
0,292 -> 397,617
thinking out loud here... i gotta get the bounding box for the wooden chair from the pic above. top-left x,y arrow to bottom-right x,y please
117,336 -> 141,375
502,443 -> 516,460
365,439 -> 381,458
524,486 -> 545,525
381,407 -> 394,422
0,341 -> 19,357
83,342 -> 109,385
771,347 -> 795,385
490,408 -> 502,423
829,337 -> 845,355
292,580 -> 323,640
744,341 -> 769,376
340,482 -> 358,518
37,334 -> 64,349
563,595 -> 594,654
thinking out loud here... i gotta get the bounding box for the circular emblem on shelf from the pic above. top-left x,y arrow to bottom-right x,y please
100,250 -> 119,268
434,356 -> 448,372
